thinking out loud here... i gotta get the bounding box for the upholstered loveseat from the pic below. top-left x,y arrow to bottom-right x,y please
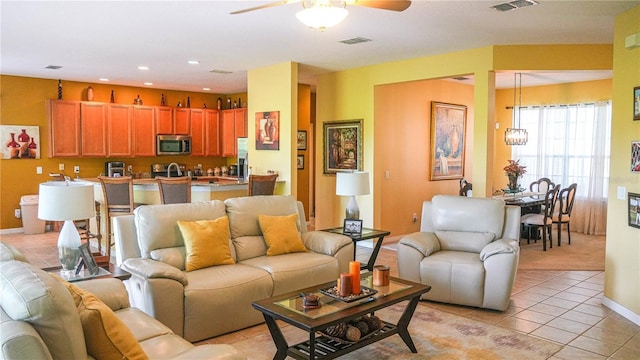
0,242 -> 244,360
397,195 -> 521,311
114,195 -> 353,342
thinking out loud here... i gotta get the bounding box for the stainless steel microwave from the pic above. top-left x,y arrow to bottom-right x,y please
156,135 -> 191,155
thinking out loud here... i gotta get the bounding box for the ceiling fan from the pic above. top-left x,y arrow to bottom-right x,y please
230,0 -> 412,15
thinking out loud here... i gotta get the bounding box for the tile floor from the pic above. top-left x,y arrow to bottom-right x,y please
2,231 -> 639,359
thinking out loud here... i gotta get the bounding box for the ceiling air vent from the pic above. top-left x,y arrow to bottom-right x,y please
491,0 -> 538,12
453,77 -> 469,81
209,69 -> 232,74
339,37 -> 372,45
44,65 -> 63,70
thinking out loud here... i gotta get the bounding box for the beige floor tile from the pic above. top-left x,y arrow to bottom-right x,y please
553,345 -> 607,360
595,314 -> 640,338
566,286 -> 601,297
569,335 -> 621,357
497,316 -> 543,334
531,324 -> 579,344
561,310 -> 604,326
573,303 -> 613,318
542,296 -> 580,310
539,281 -> 573,291
582,326 -> 633,346
575,281 -> 604,291
513,290 -> 551,303
529,303 -> 570,317
514,309 -> 556,324
554,291 -> 591,303
527,285 -> 563,296
546,317 -> 593,335
623,332 -> 640,351
611,346 -> 640,360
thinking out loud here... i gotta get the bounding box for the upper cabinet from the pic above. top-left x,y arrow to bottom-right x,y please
156,107 -> 191,135
48,100 -> 81,157
221,108 -> 247,157
80,102 -> 108,157
107,104 -> 133,157
155,106 -> 173,134
133,106 -> 156,156
205,109 -> 221,156
173,108 -> 191,135
189,109 -> 206,156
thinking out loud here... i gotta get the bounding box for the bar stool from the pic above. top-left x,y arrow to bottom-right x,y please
98,176 -> 136,264
248,174 -> 278,196
156,176 -> 191,204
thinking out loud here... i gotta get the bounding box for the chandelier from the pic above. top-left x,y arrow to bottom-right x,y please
296,0 -> 349,31
504,72 -> 528,145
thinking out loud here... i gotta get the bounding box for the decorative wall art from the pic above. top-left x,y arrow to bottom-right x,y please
297,155 -> 305,170
430,102 -> 466,180
634,86 -> 640,121
323,119 -> 363,174
1,125 -> 40,159
632,141 -> 640,173
628,192 -> 640,229
297,130 -> 307,150
255,111 -> 280,150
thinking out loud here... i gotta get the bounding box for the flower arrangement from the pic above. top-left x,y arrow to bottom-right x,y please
503,159 -> 527,178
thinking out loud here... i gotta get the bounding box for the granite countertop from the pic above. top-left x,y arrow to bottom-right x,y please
77,176 -> 247,187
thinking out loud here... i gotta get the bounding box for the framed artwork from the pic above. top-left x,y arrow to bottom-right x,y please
255,111 -> 280,150
76,242 -> 99,275
297,154 -> 305,170
323,119 -> 363,174
628,193 -> 640,229
0,125 -> 40,159
632,141 -> 640,173
634,86 -> 640,121
429,102 -> 466,180
343,219 -> 363,235
297,130 -> 307,150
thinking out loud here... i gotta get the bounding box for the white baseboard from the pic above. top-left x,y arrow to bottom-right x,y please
0,228 -> 24,235
602,296 -> 640,326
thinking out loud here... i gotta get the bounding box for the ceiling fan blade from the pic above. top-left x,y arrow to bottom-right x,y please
351,0 -> 411,12
230,0 -> 299,15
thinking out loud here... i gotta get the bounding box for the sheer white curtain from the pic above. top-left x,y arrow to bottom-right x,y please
513,101 -> 611,235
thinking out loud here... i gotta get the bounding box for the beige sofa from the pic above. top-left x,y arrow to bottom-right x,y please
397,195 -> 521,311
114,195 -> 354,342
0,242 -> 244,360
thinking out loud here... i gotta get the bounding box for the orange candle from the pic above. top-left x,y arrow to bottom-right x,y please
349,261 -> 361,294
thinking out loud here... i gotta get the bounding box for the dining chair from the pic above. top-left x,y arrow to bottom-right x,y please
248,174 -> 278,196
98,176 -> 137,263
552,183 -> 577,246
156,176 -> 191,204
458,178 -> 472,197
530,177 -> 555,212
520,184 -> 560,251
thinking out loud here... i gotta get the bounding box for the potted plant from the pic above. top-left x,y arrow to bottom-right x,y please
503,159 -> 527,192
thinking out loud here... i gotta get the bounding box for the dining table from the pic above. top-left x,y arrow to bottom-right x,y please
492,191 -> 546,215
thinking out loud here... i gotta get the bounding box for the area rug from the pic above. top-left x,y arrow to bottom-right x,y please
223,303 -> 562,360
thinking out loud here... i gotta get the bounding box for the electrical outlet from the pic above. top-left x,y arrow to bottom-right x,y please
36,166 -> 43,174
412,213 -> 417,223
74,165 -> 80,173
14,209 -> 21,219
58,163 -> 65,171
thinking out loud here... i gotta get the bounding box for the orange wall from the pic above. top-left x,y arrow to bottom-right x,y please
374,79 -> 475,235
0,75 -> 245,230
297,84 -> 311,219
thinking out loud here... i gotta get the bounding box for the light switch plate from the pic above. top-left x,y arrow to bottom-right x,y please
36,166 -> 42,174
74,165 -> 80,173
58,163 -> 64,171
617,186 -> 626,200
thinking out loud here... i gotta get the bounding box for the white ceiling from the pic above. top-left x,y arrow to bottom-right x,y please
1,1 -> 637,94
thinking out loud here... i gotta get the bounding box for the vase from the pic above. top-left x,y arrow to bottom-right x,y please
507,174 -> 519,192
87,86 -> 94,101
6,133 -> 20,159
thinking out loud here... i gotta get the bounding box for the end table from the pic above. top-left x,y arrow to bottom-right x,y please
321,227 -> 390,271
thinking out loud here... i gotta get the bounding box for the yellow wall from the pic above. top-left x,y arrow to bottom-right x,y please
605,5 -> 640,317
247,62 -> 298,195
0,75 -> 246,230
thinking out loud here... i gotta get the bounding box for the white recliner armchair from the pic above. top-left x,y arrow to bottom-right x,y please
397,195 -> 521,311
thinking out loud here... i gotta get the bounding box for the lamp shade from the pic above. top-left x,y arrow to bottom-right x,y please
336,172 -> 370,196
38,182 -> 95,221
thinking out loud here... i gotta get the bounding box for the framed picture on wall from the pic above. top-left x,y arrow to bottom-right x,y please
429,102 -> 466,181
632,141 -> 640,173
323,119 -> 363,174
628,193 -> 640,229
255,111 -> 280,150
634,86 -> 640,121
297,130 -> 307,150
297,155 -> 304,170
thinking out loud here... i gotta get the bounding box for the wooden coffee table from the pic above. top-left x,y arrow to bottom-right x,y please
252,274 -> 430,360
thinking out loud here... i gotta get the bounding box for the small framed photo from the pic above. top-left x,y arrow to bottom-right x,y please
634,86 -> 640,121
297,130 -> 307,150
632,141 -> 640,173
629,193 -> 640,229
343,219 -> 363,235
297,154 -> 305,170
77,242 -> 99,275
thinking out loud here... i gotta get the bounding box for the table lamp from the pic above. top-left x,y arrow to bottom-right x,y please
38,181 -> 95,275
336,172 -> 370,220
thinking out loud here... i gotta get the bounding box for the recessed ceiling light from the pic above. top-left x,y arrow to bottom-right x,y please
202,87 -> 211,91
99,78 -> 109,82
188,60 -> 200,65
138,65 -> 149,70
144,82 -> 153,86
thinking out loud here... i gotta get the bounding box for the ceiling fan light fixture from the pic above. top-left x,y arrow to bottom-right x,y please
296,0 -> 348,31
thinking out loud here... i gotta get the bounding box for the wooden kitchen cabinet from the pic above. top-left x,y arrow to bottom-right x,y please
221,108 -> 247,157
173,108 -> 191,135
205,109 -> 220,156
190,109 -> 206,156
155,106 -> 173,134
47,100 -> 81,157
133,106 -> 156,156
80,102 -> 108,157
107,104 -> 133,157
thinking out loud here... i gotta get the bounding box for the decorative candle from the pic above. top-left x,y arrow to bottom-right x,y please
349,261 -> 361,294
339,273 -> 352,297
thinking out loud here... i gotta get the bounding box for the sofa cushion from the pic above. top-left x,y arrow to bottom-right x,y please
0,242 -> 29,263
419,251 -> 485,308
435,230 -> 495,253
431,195 -> 505,238
258,213 -> 308,256
64,282 -> 148,360
178,216 -> 235,271
0,260 -> 86,360
135,201 -> 227,259
225,195 -> 301,239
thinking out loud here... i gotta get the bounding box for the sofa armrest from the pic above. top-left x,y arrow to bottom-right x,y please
302,231 -> 352,256
398,232 -> 441,257
73,278 -> 130,311
479,239 -> 519,261
122,258 -> 188,286
1,318 -> 53,360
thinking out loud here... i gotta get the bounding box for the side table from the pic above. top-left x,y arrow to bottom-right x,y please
321,227 -> 390,271
43,263 -> 131,282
